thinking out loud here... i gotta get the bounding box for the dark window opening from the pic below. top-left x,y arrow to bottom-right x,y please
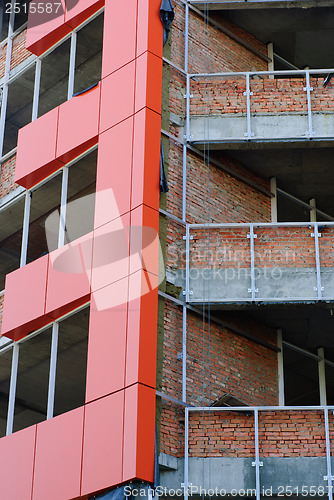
3,64 -> 35,155
0,348 -> 13,437
38,38 -> 71,118
0,196 -> 25,290
73,12 -> 104,95
283,346 -> 320,406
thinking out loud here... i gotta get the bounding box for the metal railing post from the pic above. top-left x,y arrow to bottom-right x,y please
58,166 -> 69,248
185,224 -> 190,303
184,407 -> 189,500
305,70 -> 314,138
244,72 -> 252,140
248,224 -> 256,300
47,322 -> 59,420
253,408 -> 262,500
182,306 -> 187,403
313,222 -> 323,300
324,407 -> 333,500
32,59 -> 41,121
20,190 -> 31,268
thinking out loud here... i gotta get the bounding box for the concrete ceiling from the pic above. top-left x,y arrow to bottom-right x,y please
214,6 -> 334,69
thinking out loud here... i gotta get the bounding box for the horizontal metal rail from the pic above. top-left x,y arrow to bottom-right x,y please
188,221 -> 334,228
188,404 -> 334,412
189,68 -> 334,78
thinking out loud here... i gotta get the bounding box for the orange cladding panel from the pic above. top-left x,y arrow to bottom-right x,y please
101,0 -> 137,79
123,384 -> 156,483
32,408 -> 84,500
135,51 -> 163,115
85,277 -> 128,402
136,0 -> 163,58
15,108 -> 62,190
81,391 -> 124,495
56,85 -> 100,163
1,255 -> 50,341
65,0 -> 104,29
45,232 -> 93,318
0,426 -> 36,500
26,0 -> 71,56
131,108 -> 161,211
129,204 -> 159,277
125,270 -> 158,388
94,118 -> 134,229
99,62 -> 136,134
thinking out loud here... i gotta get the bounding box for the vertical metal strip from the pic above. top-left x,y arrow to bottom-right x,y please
184,2 -> 189,74
318,347 -> 327,406
20,190 -> 31,267
254,408 -> 261,500
47,322 -> 59,420
32,59 -> 42,121
249,224 -> 256,301
6,342 -> 19,435
0,84 -> 8,158
182,1 -> 189,223
305,71 -> 313,138
324,407 -> 333,500
186,74 -> 190,143
185,224 -> 190,303
68,31 -> 77,101
313,222 -> 322,300
182,306 -> 187,403
277,329 -> 285,406
184,407 -> 189,500
58,167 -> 69,248
246,73 -> 252,139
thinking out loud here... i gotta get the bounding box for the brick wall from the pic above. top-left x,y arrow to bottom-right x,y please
170,4 -> 268,73
160,300 -> 278,457
188,410 -> 332,458
0,155 -> 19,199
190,77 -> 334,116
0,41 -> 6,79
10,29 -> 31,70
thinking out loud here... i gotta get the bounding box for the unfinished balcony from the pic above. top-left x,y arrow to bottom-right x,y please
172,222 -> 334,305
187,70 -> 334,149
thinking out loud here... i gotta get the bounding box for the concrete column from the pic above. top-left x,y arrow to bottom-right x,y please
310,198 -> 317,222
318,347 -> 327,405
267,43 -> 274,79
277,329 -> 285,406
270,177 -> 277,223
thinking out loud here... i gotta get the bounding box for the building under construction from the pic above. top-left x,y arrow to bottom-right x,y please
0,0 -> 334,499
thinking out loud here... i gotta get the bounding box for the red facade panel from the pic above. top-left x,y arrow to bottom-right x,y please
99,62 -> 136,134
135,51 -> 163,114
0,426 -> 36,500
56,85 -> 100,164
126,270 -> 158,388
123,383 -> 156,483
129,204 -> 159,276
32,408 -> 84,500
45,232 -> 93,318
91,213 -> 131,293
15,108 -> 61,190
1,255 -> 50,341
136,0 -> 163,58
85,277 -> 128,403
65,0 -> 104,29
131,108 -> 161,211
101,0 -> 138,79
94,117 -> 134,230
81,391 -> 124,496
25,0 -> 71,56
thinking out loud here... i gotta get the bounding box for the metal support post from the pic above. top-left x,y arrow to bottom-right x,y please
267,43 -> 274,79
184,407 -> 189,500
252,408 -> 262,500
248,224 -> 257,300
32,59 -> 41,121
270,177 -> 277,223
20,190 -> 31,267
182,1 -> 189,223
182,306 -> 187,403
318,347 -> 327,406
185,224 -> 190,303
305,71 -> 314,138
6,342 -> 19,435
47,322 -> 59,419
58,167 -> 69,248
324,407 -> 333,500
313,222 -> 323,300
186,74 -> 190,142
277,329 -> 285,406
244,73 -> 253,140
182,144 -> 187,222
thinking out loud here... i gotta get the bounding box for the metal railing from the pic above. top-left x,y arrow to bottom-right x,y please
185,405 -> 334,500
184,221 -> 334,303
186,69 -> 334,142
